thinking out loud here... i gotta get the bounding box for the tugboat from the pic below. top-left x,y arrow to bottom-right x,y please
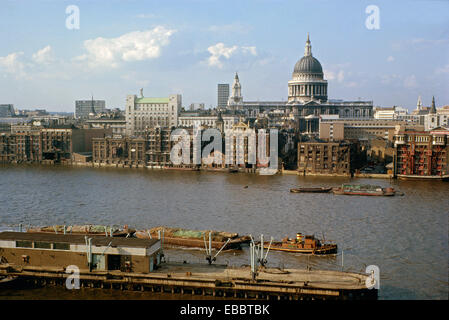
290,187 -> 332,193
332,184 -> 396,196
262,233 -> 337,255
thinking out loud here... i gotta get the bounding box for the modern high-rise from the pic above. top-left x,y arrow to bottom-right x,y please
217,84 -> 229,108
125,89 -> 181,137
75,99 -> 106,119
0,104 -> 15,117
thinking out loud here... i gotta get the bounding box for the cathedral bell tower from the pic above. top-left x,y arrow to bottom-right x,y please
227,72 -> 243,110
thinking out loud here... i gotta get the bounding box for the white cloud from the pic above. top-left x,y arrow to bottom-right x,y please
387,56 -> 394,62
381,74 -> 401,85
136,13 -> 157,19
207,43 -> 238,68
410,38 -> 449,46
325,69 -> 344,83
32,45 -> 53,64
76,26 -> 176,68
435,64 -> 449,75
0,51 -> 26,78
403,75 -> 418,88
206,43 -> 257,68
241,46 -> 257,56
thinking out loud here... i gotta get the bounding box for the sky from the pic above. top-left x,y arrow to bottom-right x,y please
0,0 -> 448,112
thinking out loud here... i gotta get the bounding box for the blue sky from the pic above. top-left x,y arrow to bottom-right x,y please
0,0 -> 448,112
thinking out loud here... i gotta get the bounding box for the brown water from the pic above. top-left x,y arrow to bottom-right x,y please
0,165 -> 448,300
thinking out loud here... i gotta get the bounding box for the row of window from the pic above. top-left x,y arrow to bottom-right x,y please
16,240 -> 70,250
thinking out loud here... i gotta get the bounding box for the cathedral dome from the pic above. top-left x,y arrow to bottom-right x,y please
293,55 -> 323,75
292,33 -> 324,78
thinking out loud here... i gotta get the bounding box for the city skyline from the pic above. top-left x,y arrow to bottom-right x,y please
0,0 -> 448,112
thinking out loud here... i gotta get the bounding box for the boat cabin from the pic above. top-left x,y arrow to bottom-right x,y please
282,233 -> 321,249
0,232 -> 162,273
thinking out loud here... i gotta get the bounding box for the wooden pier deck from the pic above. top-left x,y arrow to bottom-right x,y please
0,262 -> 377,300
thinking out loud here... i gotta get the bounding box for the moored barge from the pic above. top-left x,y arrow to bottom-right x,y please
332,184 -> 396,196
27,225 -> 135,237
290,187 -> 332,193
135,226 -> 251,250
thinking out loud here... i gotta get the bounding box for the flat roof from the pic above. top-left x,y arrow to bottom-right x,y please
0,232 -> 159,249
135,97 -> 169,104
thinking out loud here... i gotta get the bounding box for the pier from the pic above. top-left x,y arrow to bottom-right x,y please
0,262 -> 377,300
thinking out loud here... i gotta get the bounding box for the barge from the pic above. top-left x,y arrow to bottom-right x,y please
290,187 -> 332,193
26,225 -> 135,237
262,233 -> 337,255
332,184 -> 396,196
397,174 -> 449,181
134,226 -> 251,250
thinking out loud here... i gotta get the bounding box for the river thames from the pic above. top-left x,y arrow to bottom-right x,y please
0,165 -> 447,300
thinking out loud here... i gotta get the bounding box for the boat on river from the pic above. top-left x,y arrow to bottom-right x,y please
290,187 -> 332,193
134,226 -> 251,250
332,184 -> 396,196
26,225 -> 135,237
262,233 -> 337,255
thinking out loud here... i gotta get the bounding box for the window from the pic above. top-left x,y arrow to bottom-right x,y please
34,241 -> 52,249
53,243 -> 70,250
16,240 -> 32,248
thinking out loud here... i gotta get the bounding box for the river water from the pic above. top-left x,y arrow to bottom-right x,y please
0,165 -> 447,300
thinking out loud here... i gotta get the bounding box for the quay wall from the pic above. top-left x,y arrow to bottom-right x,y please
0,263 -> 378,300
2,161 -> 396,179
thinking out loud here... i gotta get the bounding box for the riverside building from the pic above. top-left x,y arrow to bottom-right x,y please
125,89 -> 181,137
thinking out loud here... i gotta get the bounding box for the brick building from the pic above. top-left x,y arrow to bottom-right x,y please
394,128 -> 449,179
92,136 -> 147,166
146,127 -> 172,166
0,128 -> 109,164
297,140 -> 362,176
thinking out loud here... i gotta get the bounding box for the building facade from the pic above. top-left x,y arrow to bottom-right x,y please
146,127 -> 172,166
125,91 -> 181,137
178,113 -> 239,131
394,129 -> 449,178
297,140 -> 361,175
0,232 -> 162,273
92,136 -> 147,166
217,84 -> 229,108
318,117 -> 425,142
0,104 -> 15,117
75,99 -> 106,119
0,128 -> 109,164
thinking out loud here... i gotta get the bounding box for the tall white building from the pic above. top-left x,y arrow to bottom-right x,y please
125,89 -> 181,137
178,113 -> 239,130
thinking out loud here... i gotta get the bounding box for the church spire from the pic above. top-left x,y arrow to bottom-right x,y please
416,95 -> 422,110
90,94 -> 96,115
430,96 -> 436,114
304,32 -> 312,57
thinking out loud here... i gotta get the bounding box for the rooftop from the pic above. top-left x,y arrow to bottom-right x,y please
135,97 -> 169,104
0,232 -> 159,249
